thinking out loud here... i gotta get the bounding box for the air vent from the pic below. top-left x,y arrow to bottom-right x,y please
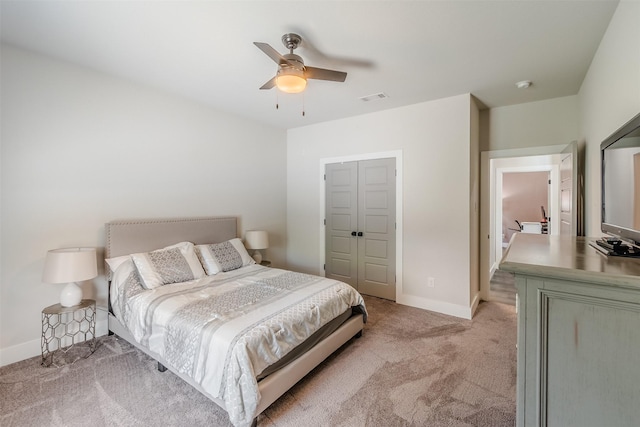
359,92 -> 389,102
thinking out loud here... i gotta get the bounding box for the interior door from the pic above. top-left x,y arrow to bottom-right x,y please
325,158 -> 396,300
634,154 -> 640,230
560,141 -> 578,235
325,162 -> 358,288
357,158 -> 396,300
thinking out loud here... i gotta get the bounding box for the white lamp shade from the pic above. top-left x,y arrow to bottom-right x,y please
244,231 -> 269,250
42,247 -> 98,284
43,247 -> 97,308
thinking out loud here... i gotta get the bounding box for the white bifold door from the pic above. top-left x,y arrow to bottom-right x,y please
325,158 -> 396,300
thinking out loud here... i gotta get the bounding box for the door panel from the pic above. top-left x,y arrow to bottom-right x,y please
365,215 -> 388,233
364,191 -> 388,209
331,235 -> 351,254
331,214 -> 351,231
364,262 -> 388,284
330,258 -> 352,277
365,238 -> 388,258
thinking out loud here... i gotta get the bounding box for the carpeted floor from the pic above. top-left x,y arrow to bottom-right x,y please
0,296 -> 517,427
489,269 -> 517,306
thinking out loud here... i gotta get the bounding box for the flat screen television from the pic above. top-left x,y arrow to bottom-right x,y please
601,112 -> 640,247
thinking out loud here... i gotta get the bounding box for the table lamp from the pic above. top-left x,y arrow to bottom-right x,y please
244,231 -> 269,264
42,247 -> 98,307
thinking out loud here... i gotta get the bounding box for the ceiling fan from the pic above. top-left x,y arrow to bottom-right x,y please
254,33 -> 347,94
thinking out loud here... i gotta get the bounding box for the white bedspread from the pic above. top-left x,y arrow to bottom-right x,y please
111,264 -> 366,427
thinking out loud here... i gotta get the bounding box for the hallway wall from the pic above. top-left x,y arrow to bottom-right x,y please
502,171 -> 549,243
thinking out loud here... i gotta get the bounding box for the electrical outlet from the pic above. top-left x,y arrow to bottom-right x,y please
427,277 -> 435,288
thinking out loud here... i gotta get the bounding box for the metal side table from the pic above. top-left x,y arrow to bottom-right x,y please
41,299 -> 96,367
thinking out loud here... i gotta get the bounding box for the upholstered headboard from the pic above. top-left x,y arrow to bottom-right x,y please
105,217 -> 238,260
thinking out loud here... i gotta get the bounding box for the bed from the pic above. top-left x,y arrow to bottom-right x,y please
105,217 -> 366,427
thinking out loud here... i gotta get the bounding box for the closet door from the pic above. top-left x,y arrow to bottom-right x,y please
325,161 -> 358,288
358,158 -> 396,300
325,158 -> 396,300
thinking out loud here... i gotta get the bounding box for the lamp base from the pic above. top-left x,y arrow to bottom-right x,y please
252,250 -> 263,264
60,282 -> 82,307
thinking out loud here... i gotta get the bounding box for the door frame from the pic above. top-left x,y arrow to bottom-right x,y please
319,150 -> 403,301
480,145 -> 566,302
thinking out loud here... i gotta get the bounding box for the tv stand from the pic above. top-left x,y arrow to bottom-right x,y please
589,237 -> 640,257
500,234 -> 640,427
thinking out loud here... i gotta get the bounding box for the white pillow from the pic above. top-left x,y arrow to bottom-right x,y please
105,255 -> 131,273
109,257 -> 140,320
131,242 -> 205,290
196,238 -> 254,275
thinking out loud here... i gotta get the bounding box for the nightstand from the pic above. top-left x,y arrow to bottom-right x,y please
260,260 -> 272,267
41,299 -> 96,367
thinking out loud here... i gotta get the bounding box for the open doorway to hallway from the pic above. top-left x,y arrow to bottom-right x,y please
481,142 -> 581,305
481,149 -> 563,305
491,170 -> 550,304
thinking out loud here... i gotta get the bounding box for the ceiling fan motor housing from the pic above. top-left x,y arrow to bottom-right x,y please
282,53 -> 305,70
282,33 -> 302,51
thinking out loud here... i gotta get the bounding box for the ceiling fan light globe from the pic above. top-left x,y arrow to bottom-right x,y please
276,68 -> 307,93
276,75 -> 307,93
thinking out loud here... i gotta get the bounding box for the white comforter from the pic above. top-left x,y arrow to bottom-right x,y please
111,263 -> 366,427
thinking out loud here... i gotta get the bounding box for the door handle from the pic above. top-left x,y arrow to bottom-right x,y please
358,232 -> 363,237
351,231 -> 357,236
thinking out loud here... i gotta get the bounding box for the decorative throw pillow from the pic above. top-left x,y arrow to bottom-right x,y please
196,238 -> 254,275
131,242 -> 205,290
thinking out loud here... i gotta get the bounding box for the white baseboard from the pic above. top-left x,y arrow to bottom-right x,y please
397,293 -> 475,320
470,292 -> 480,317
0,307 -> 109,367
0,338 -> 41,367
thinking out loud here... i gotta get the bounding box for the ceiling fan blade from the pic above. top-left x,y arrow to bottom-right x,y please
304,66 -> 347,82
254,42 -> 289,65
259,76 -> 276,90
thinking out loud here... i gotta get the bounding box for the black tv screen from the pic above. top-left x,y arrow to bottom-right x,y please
601,112 -> 640,245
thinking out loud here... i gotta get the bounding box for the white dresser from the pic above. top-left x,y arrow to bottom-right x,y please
500,233 -> 640,427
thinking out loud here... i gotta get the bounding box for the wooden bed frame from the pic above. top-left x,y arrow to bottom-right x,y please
105,217 -> 364,425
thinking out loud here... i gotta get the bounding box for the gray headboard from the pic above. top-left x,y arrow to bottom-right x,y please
105,216 -> 238,259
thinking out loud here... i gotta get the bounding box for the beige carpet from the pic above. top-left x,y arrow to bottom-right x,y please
489,269 -> 517,306
0,296 -> 516,426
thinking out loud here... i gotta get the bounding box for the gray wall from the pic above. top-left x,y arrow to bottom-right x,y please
0,45 -> 287,365
502,171 -> 549,243
579,0 -> 640,236
287,94 -> 479,318
479,95 -> 579,153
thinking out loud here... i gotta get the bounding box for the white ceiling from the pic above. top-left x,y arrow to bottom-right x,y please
0,1 -> 619,130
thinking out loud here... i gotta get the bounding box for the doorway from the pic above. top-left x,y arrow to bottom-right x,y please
480,145 -> 571,302
492,169 -> 552,304
325,158 -> 396,300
